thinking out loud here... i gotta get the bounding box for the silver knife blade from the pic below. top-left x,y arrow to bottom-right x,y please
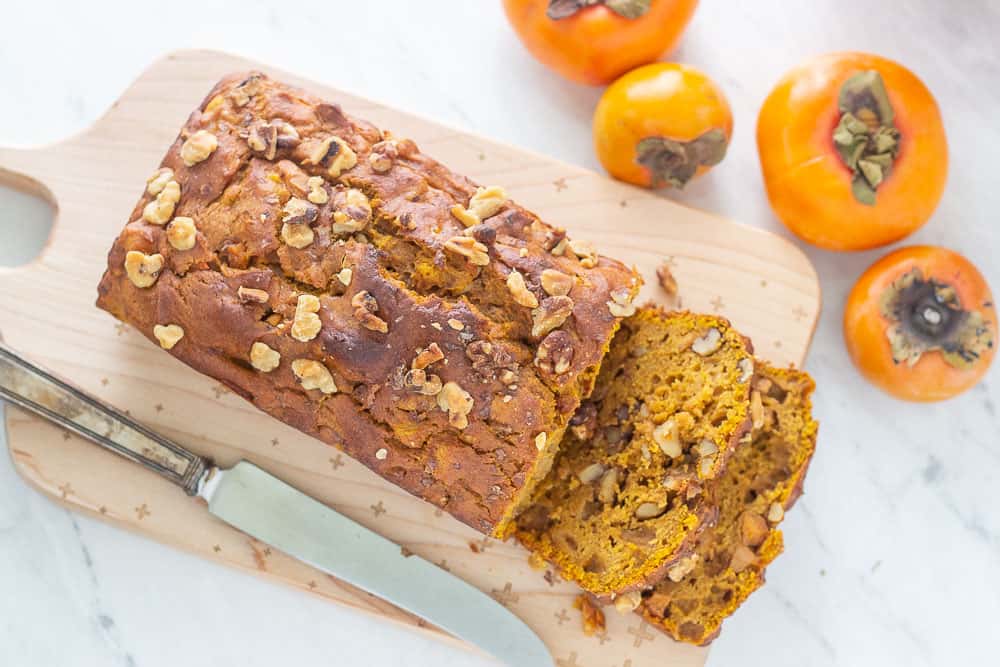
199,461 -> 552,667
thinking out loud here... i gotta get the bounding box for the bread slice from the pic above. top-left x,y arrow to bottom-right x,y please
637,364 -> 818,644
516,308 -> 754,597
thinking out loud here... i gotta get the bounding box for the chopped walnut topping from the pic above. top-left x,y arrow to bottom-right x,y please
291,294 -> 322,342
738,358 -> 754,383
450,185 -> 508,228
653,419 -> 682,458
730,545 -> 757,573
332,188 -> 372,234
351,290 -> 388,333
124,251 -> 164,288
404,368 -> 444,396
412,343 -> 444,370
534,330 -> 574,375
666,554 -> 700,583
657,262 -> 678,297
530,295 -> 574,337
166,216 -> 197,251
607,287 -> 636,318
146,168 -> 174,196
142,179 -> 180,225
230,74 -> 262,107
306,176 -> 329,205
540,269 -> 573,297
692,327 -> 722,356
375,448 -> 388,460
437,381 -> 474,429
281,223 -> 314,249
247,121 -> 279,159
567,238 -> 598,268
303,136 -> 357,177
767,502 -> 785,523
282,197 -> 319,225
613,591 -> 642,614
535,432 -> 547,451
291,359 -> 338,394
573,594 -> 605,637
250,342 -> 281,372
153,324 -> 184,350
542,227 -> 567,253
506,269 -> 539,308
180,130 -> 218,167
336,268 -> 353,286
238,286 -> 269,304
444,236 -> 490,266
447,318 -> 465,331
368,139 -> 398,173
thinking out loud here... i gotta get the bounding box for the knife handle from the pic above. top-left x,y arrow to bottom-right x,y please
0,341 -> 209,495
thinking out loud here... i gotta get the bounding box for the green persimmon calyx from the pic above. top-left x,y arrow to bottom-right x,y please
635,129 -> 728,189
833,70 -> 902,206
880,268 -> 993,369
547,0 -> 651,20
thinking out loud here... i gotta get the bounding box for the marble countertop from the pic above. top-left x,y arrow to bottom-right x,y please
1,1 -> 997,665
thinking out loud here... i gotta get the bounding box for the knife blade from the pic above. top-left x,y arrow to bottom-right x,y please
0,341 -> 552,667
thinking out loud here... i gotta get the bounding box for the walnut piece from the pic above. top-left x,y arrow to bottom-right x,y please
351,290 -> 389,333
653,418 -> 682,458
306,176 -> 329,205
124,251 -> 164,288
282,197 -> 319,225
567,238 -> 598,268
444,236 -> 490,266
375,448 -> 388,460
613,591 -> 642,614
540,269 -> 574,297
530,295 -> 573,338
180,130 -> 218,167
767,502 -> 785,523
750,389 -> 765,430
578,463 -> 606,484
336,268 -> 353,286
412,343 -> 444,370
535,432 -> 547,451
598,467 -> 618,503
291,294 -> 322,342
404,368 -> 444,396
729,544 -> 757,573
450,185 -> 507,228
142,179 -> 180,224
573,594 -> 605,638
606,287 -> 636,318
238,286 -> 270,304
281,222 -> 314,249
692,327 -> 722,356
332,188 -> 372,234
739,511 -> 769,547
437,381 -> 474,429
166,216 -> 197,251
146,168 -> 174,196
534,330 -> 574,375
506,269 -> 538,308
666,554 -> 701,583
304,136 -> 357,177
153,324 -> 184,350
250,342 -> 281,372
738,358 -> 754,383
291,359 -> 338,394
634,502 -> 665,520
368,139 -> 398,173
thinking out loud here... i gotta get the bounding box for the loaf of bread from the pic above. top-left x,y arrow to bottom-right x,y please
637,364 -> 818,644
96,72 -> 640,538
516,308 -> 754,597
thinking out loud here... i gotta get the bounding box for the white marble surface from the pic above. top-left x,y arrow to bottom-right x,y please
1,1 -> 998,665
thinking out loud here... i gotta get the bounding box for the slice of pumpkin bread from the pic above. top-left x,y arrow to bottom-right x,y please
637,364 -> 818,644
516,308 -> 754,597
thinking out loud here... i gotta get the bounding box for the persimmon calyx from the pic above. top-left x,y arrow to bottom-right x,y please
635,129 -> 728,189
880,268 -> 994,369
832,70 -> 902,206
547,0 -> 651,20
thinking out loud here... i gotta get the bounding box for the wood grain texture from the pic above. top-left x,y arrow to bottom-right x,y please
0,50 -> 819,667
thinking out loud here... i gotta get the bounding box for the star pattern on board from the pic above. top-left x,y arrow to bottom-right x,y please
774,340 -> 783,349
329,455 -> 344,470
212,544 -> 222,553
471,536 -> 492,553
58,482 -> 74,499
308,580 -> 318,590
263,547 -> 272,557
100,377 -> 109,387
595,631 -> 611,645
553,177 -> 568,192
154,403 -> 164,413
115,322 -> 129,336
98,506 -> 108,515
436,559 -> 451,573
371,500 -> 386,517
554,608 -> 571,625
62,432 -> 72,441
478,152 -> 486,161
556,652 -> 582,667
627,621 -> 655,648
211,384 -> 229,399
710,295 -> 725,312
433,508 -> 443,518
490,582 -> 519,607
271,438 -> 280,448
619,199 -> 628,208
662,255 -> 678,268
135,503 -> 151,520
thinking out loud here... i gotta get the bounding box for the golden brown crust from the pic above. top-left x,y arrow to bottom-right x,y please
96,72 -> 640,536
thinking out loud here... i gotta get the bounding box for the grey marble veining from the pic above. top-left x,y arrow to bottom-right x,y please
1,1 -> 997,665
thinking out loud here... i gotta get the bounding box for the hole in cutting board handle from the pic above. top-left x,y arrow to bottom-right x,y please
0,178 -> 55,269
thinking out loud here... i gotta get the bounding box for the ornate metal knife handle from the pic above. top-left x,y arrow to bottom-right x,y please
0,341 -> 209,495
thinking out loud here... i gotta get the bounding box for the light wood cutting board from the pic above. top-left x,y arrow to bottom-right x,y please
0,50 -> 820,667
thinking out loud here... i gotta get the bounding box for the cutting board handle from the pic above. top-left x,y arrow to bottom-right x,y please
0,144 -> 61,206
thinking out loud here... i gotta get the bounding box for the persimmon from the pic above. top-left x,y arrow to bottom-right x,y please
593,63 -> 732,189
844,246 -> 995,402
502,0 -> 699,86
758,52 -> 948,251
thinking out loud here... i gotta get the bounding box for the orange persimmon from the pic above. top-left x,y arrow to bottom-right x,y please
502,0 -> 699,86
844,246 -> 996,402
593,63 -> 732,189
758,52 -> 948,251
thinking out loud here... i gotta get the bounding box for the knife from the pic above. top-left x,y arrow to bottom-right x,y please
0,341 -> 552,667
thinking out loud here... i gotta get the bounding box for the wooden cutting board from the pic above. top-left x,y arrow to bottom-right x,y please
0,50 -> 819,667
